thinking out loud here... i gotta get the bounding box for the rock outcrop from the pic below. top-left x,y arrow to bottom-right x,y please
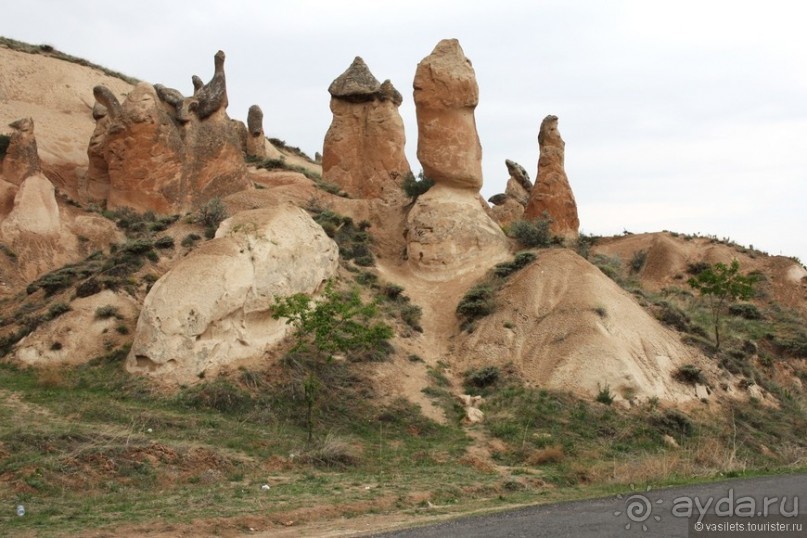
412,39 -> 482,190
489,159 -> 533,227
1,174 -> 60,237
405,40 -> 508,278
245,105 -> 267,159
127,204 -> 339,384
87,50 -> 250,214
2,117 -> 41,185
524,115 -> 579,239
322,57 -> 410,200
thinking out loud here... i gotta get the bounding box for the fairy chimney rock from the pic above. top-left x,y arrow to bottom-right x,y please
524,115 -> 579,239
3,117 -> 41,185
87,51 -> 250,213
322,57 -> 410,200
413,39 -> 482,190
246,105 -> 267,159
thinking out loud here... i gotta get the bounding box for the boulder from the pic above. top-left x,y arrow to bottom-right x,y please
524,115 -> 579,239
2,117 -> 41,185
413,39 -> 482,190
127,204 -> 339,384
322,57 -> 410,200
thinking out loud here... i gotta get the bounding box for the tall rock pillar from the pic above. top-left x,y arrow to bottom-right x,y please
524,115 -> 579,239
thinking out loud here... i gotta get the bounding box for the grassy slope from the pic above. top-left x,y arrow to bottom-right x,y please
2,226 -> 806,535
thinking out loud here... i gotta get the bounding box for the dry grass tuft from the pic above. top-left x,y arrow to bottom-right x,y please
526,445 -> 565,465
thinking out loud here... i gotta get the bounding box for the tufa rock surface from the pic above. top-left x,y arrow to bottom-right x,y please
524,115 -> 579,239
127,204 -> 339,384
405,184 -> 509,280
322,57 -> 410,200
88,51 -> 250,213
413,39 -> 482,190
2,117 -> 41,185
1,174 -> 60,237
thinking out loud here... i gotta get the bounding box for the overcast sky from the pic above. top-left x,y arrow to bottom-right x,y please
3,0 -> 806,263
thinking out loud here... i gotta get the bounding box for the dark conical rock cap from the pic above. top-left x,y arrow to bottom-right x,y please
328,56 -> 381,100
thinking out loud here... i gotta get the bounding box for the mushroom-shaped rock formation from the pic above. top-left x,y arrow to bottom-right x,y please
413,39 -> 482,190
524,115 -> 579,240
127,205 -> 339,384
405,40 -> 509,278
322,57 -> 410,200
2,117 -> 41,185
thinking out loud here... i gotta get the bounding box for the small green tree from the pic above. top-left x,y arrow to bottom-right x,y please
272,282 -> 393,443
401,170 -> 435,202
687,260 -> 756,350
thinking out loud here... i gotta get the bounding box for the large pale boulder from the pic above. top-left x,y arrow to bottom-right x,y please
127,204 -> 339,384
457,249 -> 708,403
405,184 -> 509,280
322,57 -> 410,200
413,39 -> 482,190
524,115 -> 579,239
2,117 -> 41,185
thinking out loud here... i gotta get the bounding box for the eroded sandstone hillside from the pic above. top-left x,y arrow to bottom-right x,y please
1,35 -> 805,413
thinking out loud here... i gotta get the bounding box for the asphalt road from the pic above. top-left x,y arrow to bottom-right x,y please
372,473 -> 807,537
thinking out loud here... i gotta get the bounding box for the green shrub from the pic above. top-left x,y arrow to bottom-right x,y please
313,210 -> 374,266
47,303 -> 71,320
181,233 -> 202,248
180,379 -> 253,414
153,236 -> 175,249
493,251 -> 536,278
95,305 -> 120,320
465,366 -> 500,389
650,409 -> 693,438
76,278 -> 102,298
630,250 -> 647,274
195,197 -> 228,231
673,364 -> 707,385
402,171 -> 435,201
456,285 -> 495,322
595,384 -> 614,405
400,304 -> 423,332
509,216 -> 554,248
728,303 -> 762,320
